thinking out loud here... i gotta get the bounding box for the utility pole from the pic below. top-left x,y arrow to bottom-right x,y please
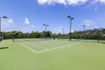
67,16 -> 74,40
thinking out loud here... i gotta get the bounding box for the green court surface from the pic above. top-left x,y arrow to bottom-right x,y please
0,39 -> 105,70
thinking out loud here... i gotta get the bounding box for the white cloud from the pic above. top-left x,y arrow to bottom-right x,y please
31,24 -> 35,28
67,0 -> 88,5
1,19 -> 15,31
37,0 -> 105,5
38,0 -> 88,5
95,0 -> 105,3
71,29 -> 74,33
8,19 -> 14,23
55,27 -> 63,33
38,0 -> 66,5
82,20 -> 100,29
24,18 -> 30,24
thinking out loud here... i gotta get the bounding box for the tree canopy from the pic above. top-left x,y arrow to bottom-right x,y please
0,28 -> 105,40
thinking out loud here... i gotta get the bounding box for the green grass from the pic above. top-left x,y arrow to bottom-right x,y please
0,39 -> 105,70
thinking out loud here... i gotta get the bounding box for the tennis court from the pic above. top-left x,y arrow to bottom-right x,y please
0,39 -> 105,70
14,39 -> 79,53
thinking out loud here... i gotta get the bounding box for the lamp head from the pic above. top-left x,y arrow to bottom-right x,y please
43,24 -> 46,26
3,16 -> 8,19
71,18 -> 74,20
67,16 -> 71,18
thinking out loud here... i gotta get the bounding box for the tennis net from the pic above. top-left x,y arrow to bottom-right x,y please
13,38 -> 52,42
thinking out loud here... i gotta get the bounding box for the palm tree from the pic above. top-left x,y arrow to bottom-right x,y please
67,16 -> 74,40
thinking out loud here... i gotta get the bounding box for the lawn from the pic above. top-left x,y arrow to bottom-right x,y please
0,39 -> 105,70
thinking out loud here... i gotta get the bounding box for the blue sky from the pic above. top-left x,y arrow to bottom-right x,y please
0,0 -> 105,34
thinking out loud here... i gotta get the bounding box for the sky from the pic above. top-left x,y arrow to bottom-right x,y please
0,0 -> 105,34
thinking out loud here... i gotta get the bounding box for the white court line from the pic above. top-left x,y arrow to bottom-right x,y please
22,42 -> 47,50
18,42 -> 38,53
19,42 -> 79,54
37,42 -> 79,53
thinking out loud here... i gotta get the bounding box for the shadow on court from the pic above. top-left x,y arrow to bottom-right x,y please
0,47 -> 9,49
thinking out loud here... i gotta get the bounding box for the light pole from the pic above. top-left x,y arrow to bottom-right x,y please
62,28 -> 64,39
83,25 -> 86,39
0,16 -> 8,40
43,24 -> 49,38
67,16 -> 74,40
97,28 -> 103,43
0,16 -> 8,32
43,24 -> 49,31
